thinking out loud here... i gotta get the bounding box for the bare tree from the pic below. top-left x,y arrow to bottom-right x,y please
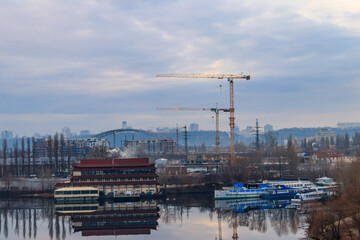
60,134 -> 65,174
287,135 -> 298,174
32,137 -> 36,176
2,138 -> 7,179
14,140 -> 19,177
21,137 -> 25,176
27,138 -> 31,177
47,135 -> 53,174
67,140 -> 71,174
263,131 -> 278,157
54,133 -> 59,174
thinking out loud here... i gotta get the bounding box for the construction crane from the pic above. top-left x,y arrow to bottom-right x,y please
156,73 -> 250,166
156,105 -> 229,154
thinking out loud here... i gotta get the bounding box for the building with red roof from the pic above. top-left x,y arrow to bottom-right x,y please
56,158 -> 159,197
312,150 -> 345,166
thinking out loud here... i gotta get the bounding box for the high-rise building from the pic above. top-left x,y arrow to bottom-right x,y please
62,127 -> 72,138
189,123 -> 199,132
122,121 -> 127,129
1,130 -> 13,139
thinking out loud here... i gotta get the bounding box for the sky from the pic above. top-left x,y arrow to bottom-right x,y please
1,0 -> 360,136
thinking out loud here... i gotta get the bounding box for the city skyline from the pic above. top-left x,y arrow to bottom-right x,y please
0,1 -> 360,136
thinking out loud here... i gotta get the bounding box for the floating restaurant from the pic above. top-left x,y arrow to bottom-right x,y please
56,158 -> 159,198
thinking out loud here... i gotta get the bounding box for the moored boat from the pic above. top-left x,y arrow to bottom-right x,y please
291,187 -> 327,203
261,186 -> 296,199
54,187 -> 99,203
315,177 -> 337,187
214,183 -> 274,200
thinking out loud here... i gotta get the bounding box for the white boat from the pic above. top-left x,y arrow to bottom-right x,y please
315,177 -> 337,187
263,180 -> 314,193
54,187 -> 99,203
214,183 -> 274,199
291,187 -> 327,203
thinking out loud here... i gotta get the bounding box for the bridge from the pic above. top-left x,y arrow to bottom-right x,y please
94,128 -> 164,139
93,128 -> 167,148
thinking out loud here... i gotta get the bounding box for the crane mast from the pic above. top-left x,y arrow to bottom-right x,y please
156,73 -> 250,166
156,106 -> 229,155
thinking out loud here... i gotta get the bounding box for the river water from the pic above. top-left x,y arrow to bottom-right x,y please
0,194 -> 307,240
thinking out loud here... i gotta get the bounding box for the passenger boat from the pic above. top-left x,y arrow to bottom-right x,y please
315,177 -> 337,187
291,187 -> 327,203
263,180 -> 314,194
261,186 -> 296,199
214,183 -> 274,200
54,187 -> 99,203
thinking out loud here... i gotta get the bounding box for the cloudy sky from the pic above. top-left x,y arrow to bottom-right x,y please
0,0 -> 360,136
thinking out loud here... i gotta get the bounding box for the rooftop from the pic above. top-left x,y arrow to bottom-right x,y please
74,158 -> 152,168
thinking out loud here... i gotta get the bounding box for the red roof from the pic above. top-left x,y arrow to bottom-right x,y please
74,158 -> 151,168
314,150 -> 341,158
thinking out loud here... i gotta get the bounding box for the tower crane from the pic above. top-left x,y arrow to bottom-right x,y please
156,73 -> 250,166
156,105 -> 229,154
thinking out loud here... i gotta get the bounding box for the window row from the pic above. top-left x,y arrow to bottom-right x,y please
55,190 -> 98,195
81,169 -> 155,175
73,177 -> 155,183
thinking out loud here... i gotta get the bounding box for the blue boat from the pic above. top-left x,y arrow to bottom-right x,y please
261,186 -> 296,199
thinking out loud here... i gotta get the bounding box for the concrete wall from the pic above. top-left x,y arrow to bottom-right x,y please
0,178 -> 66,192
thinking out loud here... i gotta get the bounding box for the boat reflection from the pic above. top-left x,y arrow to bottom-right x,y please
55,200 -> 159,237
215,198 -> 292,213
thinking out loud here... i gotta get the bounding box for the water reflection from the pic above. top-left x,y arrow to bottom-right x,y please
215,198 -> 302,239
55,200 -> 159,237
0,196 -> 305,240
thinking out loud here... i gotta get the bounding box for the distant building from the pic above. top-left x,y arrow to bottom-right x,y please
80,130 -> 90,136
337,122 -> 360,129
1,130 -> 13,139
240,126 -> 255,138
264,124 -> 274,132
84,137 -> 110,148
62,127 -> 72,138
312,150 -> 346,167
315,128 -> 336,138
122,121 -> 127,129
125,139 -> 176,154
189,123 -> 199,132
34,138 -> 109,158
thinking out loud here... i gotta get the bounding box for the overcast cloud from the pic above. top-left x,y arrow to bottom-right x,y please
0,0 -> 360,136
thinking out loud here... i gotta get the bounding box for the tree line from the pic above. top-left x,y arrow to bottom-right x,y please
0,133 -> 73,179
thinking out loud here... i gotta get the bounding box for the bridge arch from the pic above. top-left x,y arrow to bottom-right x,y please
94,128 -> 164,139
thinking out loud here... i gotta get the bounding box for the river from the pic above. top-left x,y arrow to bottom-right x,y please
0,194 -> 307,240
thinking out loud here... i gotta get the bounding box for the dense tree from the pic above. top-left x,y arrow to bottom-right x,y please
344,132 -> 350,149
336,134 -> 343,149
